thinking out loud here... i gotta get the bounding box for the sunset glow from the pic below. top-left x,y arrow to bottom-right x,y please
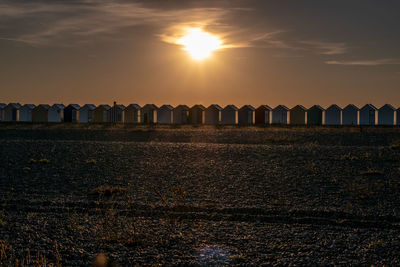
177,28 -> 222,60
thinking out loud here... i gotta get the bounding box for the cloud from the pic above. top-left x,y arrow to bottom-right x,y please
325,59 -> 400,66
298,40 -> 348,55
0,0 -> 231,46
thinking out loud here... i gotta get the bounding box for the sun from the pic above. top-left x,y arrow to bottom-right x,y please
177,28 -> 222,60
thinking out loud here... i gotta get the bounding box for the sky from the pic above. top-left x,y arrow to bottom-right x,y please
1,0 -> 400,108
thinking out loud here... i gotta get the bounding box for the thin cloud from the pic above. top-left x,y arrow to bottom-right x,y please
299,40 -> 348,55
326,59 -> 400,66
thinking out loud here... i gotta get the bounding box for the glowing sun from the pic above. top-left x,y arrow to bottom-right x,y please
177,28 -> 222,60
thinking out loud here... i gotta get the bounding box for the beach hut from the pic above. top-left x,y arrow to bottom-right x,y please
238,105 -> 255,125
141,104 -> 158,124
157,105 -> 173,124
359,104 -> 377,125
32,104 -> 50,122
124,104 -> 141,124
0,103 -> 5,121
173,105 -> 189,124
272,105 -> 289,124
205,104 -> 222,125
307,105 -> 324,125
221,105 -> 238,125
189,104 -> 205,124
290,105 -> 306,125
19,104 -> 35,122
79,104 -> 96,123
325,104 -> 342,125
64,104 -> 80,123
4,103 -> 21,121
110,103 -> 125,123
397,108 -> 400,125
255,105 -> 272,125
378,104 -> 395,125
342,104 -> 358,125
93,104 -> 111,123
48,104 -> 65,123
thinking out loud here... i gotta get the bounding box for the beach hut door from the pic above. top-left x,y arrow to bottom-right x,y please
369,110 -> 374,125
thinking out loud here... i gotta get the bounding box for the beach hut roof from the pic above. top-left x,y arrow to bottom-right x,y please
344,104 -> 359,111
361,104 -> 377,111
224,105 -> 238,111
326,104 -> 342,111
22,104 -> 36,109
114,104 -> 125,110
160,104 -> 173,110
175,104 -> 189,110
291,105 -> 307,111
0,103 -> 6,109
379,104 -> 395,111
191,104 -> 206,110
143,104 -> 158,109
67,104 -> 80,110
7,103 -> 21,109
97,104 -> 111,110
207,104 -> 223,110
38,104 -> 51,109
309,105 -> 325,111
273,105 -> 289,111
257,105 -> 272,111
127,104 -> 141,110
240,105 -> 255,111
52,104 -> 65,110
82,104 -> 96,110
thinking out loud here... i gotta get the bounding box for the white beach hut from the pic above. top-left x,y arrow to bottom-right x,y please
189,105 -> 205,124
141,104 -> 158,124
221,105 -> 238,125
0,103 -> 5,121
157,105 -> 173,124
19,104 -> 36,122
325,104 -> 342,125
272,105 -> 289,124
205,104 -> 222,125
173,105 -> 189,124
342,104 -> 358,125
238,105 -> 255,125
4,103 -> 21,121
359,104 -> 377,125
124,104 -> 141,123
48,104 -> 65,123
378,104 -> 395,125
79,104 -> 96,123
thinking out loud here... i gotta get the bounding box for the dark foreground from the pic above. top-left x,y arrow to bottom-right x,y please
1,125 -> 400,266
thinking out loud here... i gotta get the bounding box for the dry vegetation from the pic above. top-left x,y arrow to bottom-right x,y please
1,125 -> 400,265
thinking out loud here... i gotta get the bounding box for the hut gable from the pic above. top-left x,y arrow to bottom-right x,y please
205,104 -> 222,125
173,105 -> 189,124
93,104 -> 111,123
360,104 -> 377,125
79,104 -> 96,123
32,104 -> 50,122
272,105 -> 289,124
141,104 -> 158,124
342,104 -> 359,125
290,105 -> 307,125
378,104 -> 395,125
4,103 -> 21,121
255,105 -> 272,124
110,103 -> 125,123
325,104 -> 342,125
189,104 -> 206,124
307,105 -> 324,125
19,104 -> 36,122
64,104 -> 81,123
238,105 -> 255,125
48,104 -> 65,123
221,105 -> 238,125
157,105 -> 173,124
125,104 -> 141,123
